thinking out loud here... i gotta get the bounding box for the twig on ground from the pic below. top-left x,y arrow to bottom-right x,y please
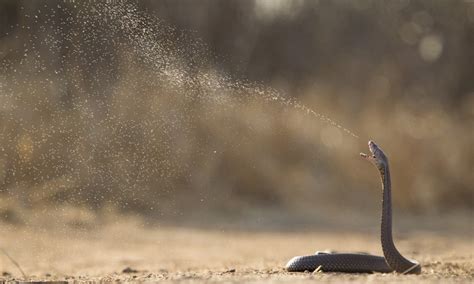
312,265 -> 322,274
0,247 -> 27,279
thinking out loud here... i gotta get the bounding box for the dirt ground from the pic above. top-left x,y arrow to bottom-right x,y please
0,212 -> 472,284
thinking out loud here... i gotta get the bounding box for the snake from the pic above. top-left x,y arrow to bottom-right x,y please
285,141 -> 421,274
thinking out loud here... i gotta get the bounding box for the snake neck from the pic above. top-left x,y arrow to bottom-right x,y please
380,164 -> 419,273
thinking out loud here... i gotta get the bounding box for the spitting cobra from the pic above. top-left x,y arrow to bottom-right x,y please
285,141 -> 421,274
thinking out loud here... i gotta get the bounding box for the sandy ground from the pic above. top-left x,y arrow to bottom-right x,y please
0,215 -> 472,284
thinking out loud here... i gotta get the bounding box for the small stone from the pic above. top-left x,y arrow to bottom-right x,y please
2,271 -> 12,277
122,267 -> 139,273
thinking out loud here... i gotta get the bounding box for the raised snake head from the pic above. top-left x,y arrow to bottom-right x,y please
360,140 -> 388,171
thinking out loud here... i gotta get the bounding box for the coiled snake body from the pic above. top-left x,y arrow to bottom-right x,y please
286,141 -> 421,274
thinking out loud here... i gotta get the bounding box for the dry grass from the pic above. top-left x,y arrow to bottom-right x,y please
0,1 -> 472,219
0,65 -> 472,219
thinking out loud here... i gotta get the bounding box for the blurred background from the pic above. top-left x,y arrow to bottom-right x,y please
0,0 -> 472,230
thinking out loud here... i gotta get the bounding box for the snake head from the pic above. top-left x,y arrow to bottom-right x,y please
360,140 -> 388,170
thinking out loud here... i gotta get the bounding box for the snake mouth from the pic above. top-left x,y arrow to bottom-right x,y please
360,140 -> 378,160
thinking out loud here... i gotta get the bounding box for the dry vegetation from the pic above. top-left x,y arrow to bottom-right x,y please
0,0 -> 472,282
0,0 -> 472,218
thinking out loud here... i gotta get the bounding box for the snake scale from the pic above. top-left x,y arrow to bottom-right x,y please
285,141 -> 421,274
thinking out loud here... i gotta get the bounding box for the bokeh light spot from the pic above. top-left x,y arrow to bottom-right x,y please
419,35 -> 443,62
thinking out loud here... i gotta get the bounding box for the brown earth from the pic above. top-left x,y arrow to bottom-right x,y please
0,213 -> 472,283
